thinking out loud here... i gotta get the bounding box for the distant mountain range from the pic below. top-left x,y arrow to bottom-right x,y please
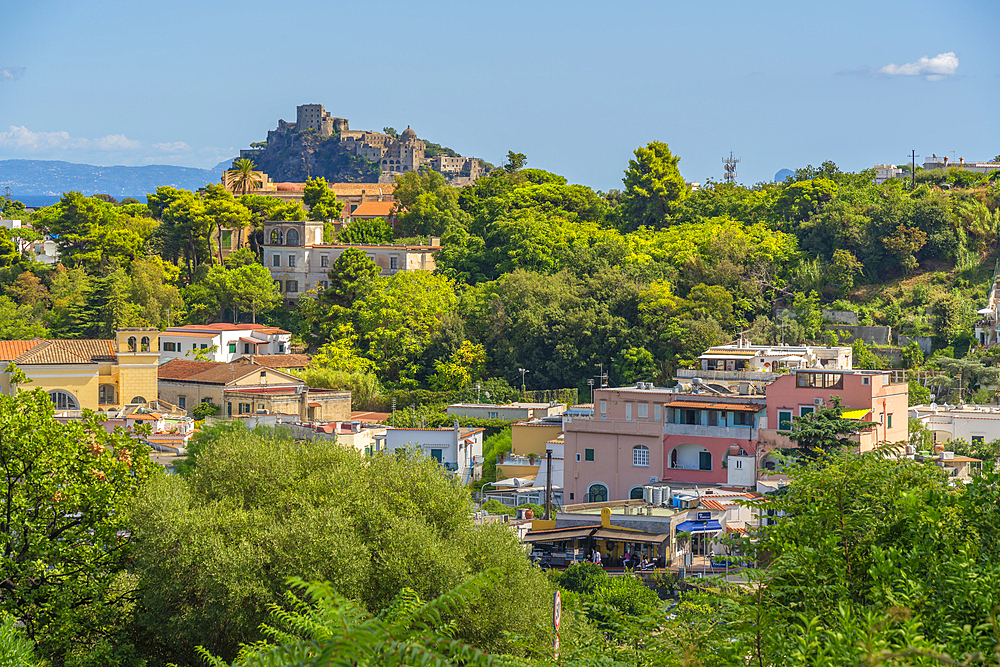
0,159 -> 236,206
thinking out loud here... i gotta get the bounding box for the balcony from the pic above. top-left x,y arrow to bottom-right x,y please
663,423 -> 757,440
676,369 -> 779,382
563,418 -> 663,436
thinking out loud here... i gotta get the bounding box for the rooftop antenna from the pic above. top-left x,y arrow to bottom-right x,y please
723,151 -> 741,184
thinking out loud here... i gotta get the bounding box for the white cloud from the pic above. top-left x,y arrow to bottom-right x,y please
0,126 -> 231,169
0,67 -> 26,81
879,52 -> 958,81
152,141 -> 192,152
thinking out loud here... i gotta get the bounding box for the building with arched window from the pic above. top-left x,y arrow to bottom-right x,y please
0,328 -> 160,412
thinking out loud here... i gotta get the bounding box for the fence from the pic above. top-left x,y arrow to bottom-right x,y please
523,388 -> 579,405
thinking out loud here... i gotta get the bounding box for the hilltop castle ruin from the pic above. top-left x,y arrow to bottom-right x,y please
243,104 -> 488,185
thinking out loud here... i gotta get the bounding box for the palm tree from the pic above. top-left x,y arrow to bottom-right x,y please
228,158 -> 262,197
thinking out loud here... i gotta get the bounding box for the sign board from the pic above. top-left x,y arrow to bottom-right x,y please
553,590 -> 561,630
696,511 -> 712,521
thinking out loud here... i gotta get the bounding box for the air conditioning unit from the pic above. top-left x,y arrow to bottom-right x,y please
814,398 -> 823,406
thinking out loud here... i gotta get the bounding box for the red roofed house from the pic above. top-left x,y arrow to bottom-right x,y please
0,328 -> 161,412
157,358 -> 349,422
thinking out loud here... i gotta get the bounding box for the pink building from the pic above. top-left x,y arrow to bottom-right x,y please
563,386 -> 765,503
760,370 -> 908,452
563,370 -> 909,504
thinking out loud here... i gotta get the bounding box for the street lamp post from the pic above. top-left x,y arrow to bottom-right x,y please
478,481 -> 502,511
587,378 -> 595,403
518,367 -> 530,394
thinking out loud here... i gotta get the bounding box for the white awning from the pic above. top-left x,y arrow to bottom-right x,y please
978,307 -> 994,315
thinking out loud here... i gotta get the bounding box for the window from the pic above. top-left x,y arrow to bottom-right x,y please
178,396 -> 186,409
862,377 -> 870,385
260,371 -> 267,378
390,256 -> 399,270
887,414 -> 893,429
585,448 -> 595,462
732,411 -> 751,426
630,486 -> 645,500
164,342 -> 175,352
654,404 -> 661,422
633,445 -> 649,467
576,453 -> 581,462
288,254 -> 296,267
625,402 -> 632,421
221,230 -> 233,248
637,403 -> 648,419
227,402 -> 232,417
270,228 -> 283,245
321,255 -> 329,267
201,397 -> 212,404
287,280 -> 298,293
127,336 -> 136,351
972,435 -> 985,444
131,396 -> 147,404
319,280 -> 329,290
735,458 -> 743,469
778,410 -> 792,430
799,406 -> 815,417
569,493 -> 574,500
272,254 -> 280,267
278,343 -> 285,353
200,343 -> 207,349
140,336 -> 150,351
244,343 -> 251,354
430,449 -> 443,463
699,451 -> 712,471
98,384 -> 115,405
286,228 -> 300,245
487,411 -> 499,419
239,402 -> 251,415
49,390 -> 78,410
587,483 -> 608,503
228,342 -> 237,353
600,400 -> 607,419
795,372 -> 843,389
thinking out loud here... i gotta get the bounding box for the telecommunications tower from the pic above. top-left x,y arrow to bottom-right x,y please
723,151 -> 741,184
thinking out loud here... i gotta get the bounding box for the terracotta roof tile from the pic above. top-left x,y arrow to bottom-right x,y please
1,339 -> 117,364
252,354 -> 310,368
700,499 -> 728,512
0,340 -> 43,361
351,201 -> 396,217
158,358 -> 303,386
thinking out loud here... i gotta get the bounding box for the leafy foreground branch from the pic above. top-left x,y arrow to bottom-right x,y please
197,570 -> 521,667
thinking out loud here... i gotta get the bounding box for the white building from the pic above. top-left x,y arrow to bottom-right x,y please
446,402 -> 567,421
912,403 -> 1000,446
375,424 -> 484,484
158,323 -> 292,363
262,219 -> 439,301
923,157 -> 1000,175
873,164 -> 905,184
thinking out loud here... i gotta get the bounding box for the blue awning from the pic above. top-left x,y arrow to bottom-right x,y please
675,520 -> 723,533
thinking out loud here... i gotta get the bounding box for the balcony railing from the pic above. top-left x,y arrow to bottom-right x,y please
663,424 -> 757,439
676,369 -> 779,381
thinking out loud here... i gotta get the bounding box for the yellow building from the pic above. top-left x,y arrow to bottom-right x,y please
0,328 -> 160,411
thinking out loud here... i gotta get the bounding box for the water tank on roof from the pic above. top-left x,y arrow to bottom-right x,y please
643,486 -> 654,504
651,486 -> 663,506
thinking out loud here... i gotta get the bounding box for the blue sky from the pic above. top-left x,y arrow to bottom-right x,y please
1,0 -> 997,190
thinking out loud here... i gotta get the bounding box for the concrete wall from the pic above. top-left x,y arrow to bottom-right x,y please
823,309 -> 859,325
826,325 -> 892,346
899,335 -> 932,357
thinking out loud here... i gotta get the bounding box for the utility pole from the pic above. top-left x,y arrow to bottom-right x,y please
544,449 -> 553,520
910,149 -> 919,189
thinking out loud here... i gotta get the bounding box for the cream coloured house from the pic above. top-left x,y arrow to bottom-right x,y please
0,328 -> 161,411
